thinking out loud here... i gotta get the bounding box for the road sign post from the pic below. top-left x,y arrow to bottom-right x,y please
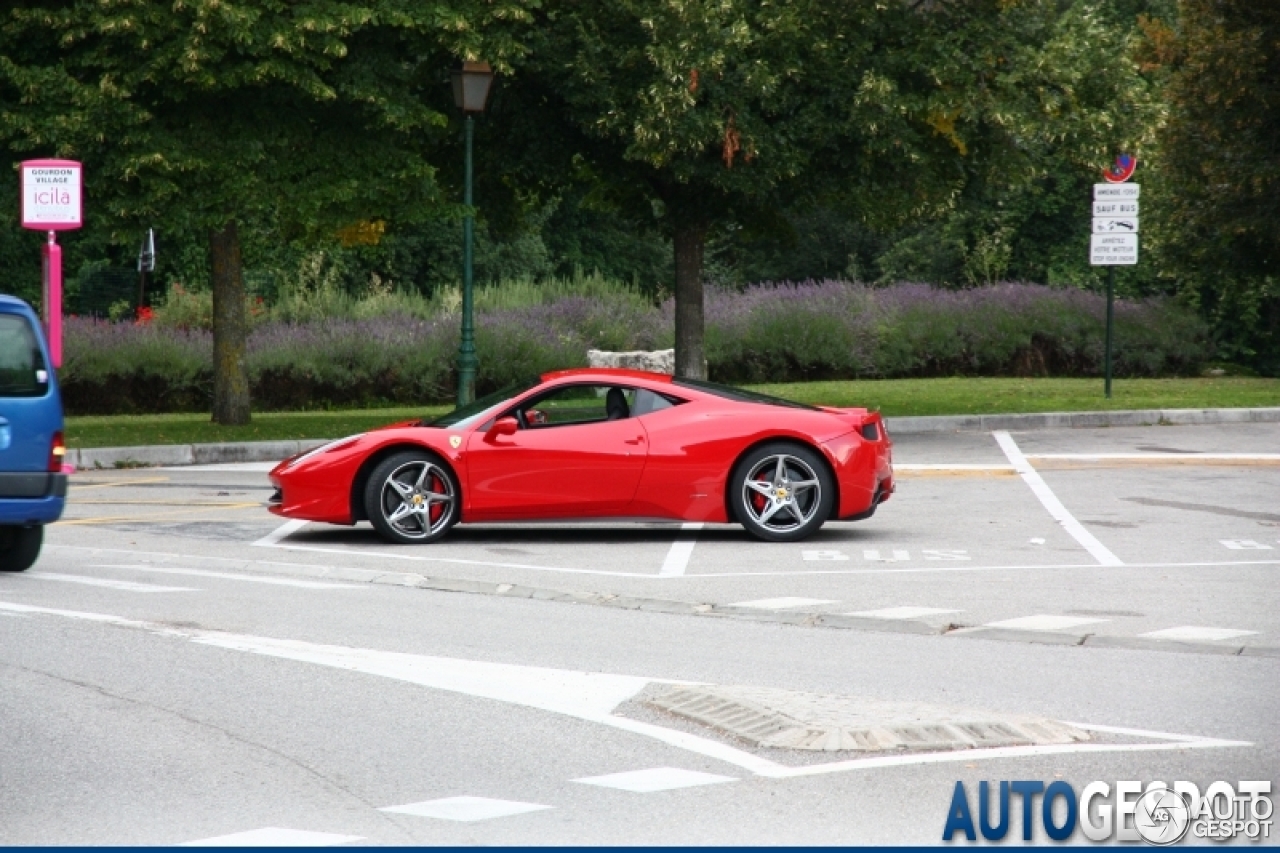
19,159 -> 83,369
1090,159 -> 1138,399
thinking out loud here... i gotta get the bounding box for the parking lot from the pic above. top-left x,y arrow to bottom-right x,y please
2,419 -> 1275,844
37,421 -> 1280,654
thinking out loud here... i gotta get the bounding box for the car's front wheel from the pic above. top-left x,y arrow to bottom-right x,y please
731,443 -> 834,542
364,451 -> 459,544
0,525 -> 43,572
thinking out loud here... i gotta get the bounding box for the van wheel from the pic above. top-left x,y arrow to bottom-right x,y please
0,525 -> 43,572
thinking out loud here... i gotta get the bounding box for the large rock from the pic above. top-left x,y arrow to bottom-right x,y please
587,348 -> 675,375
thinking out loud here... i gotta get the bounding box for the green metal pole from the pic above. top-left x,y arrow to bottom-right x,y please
1104,265 -> 1114,399
457,114 -> 477,406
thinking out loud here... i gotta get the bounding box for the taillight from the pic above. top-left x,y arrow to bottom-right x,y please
49,431 -> 65,472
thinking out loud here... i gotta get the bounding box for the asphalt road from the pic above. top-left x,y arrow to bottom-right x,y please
1,422 -> 1276,844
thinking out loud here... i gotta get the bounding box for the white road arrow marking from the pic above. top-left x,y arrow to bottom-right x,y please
0,600 -> 1249,779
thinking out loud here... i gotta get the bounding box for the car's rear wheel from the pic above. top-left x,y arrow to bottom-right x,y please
0,525 -> 43,572
732,443 -> 834,542
364,451 -> 459,544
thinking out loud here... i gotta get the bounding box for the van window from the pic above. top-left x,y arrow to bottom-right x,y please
0,314 -> 49,398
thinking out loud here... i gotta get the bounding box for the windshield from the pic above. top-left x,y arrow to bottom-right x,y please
424,377 -> 542,429
672,377 -> 818,411
0,314 -> 49,398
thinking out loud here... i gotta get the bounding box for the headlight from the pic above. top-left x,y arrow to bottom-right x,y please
286,434 -> 366,470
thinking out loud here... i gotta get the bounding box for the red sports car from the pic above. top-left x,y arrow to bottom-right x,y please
268,368 -> 894,543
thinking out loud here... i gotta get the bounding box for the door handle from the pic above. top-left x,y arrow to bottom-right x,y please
625,435 -> 644,445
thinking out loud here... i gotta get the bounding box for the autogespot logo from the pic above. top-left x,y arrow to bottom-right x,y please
942,780 -> 1273,844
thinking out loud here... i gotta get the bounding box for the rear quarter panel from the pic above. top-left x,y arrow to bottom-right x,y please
630,400 -> 856,522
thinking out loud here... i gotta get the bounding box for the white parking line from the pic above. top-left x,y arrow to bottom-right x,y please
992,431 -> 1124,567
847,607 -> 961,620
91,565 -> 363,590
379,796 -> 551,822
727,597 -> 839,610
984,614 -> 1107,632
573,767 -> 737,792
895,463 -> 1015,471
262,541 -> 656,577
1027,453 -> 1280,461
39,543 -> 1280,584
659,523 -> 703,577
0,600 -> 1251,779
23,572 -> 198,593
1141,626 -> 1259,642
253,519 -> 309,548
179,827 -> 362,846
670,558 -> 1280,578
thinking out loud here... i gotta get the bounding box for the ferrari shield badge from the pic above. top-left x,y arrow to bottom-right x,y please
449,435 -> 462,449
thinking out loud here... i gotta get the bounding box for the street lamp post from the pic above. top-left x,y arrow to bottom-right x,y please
451,61 -> 494,406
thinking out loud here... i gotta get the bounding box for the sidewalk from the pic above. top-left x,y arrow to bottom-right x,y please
65,406 -> 1280,470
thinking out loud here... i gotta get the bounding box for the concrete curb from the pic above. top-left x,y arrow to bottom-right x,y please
46,546 -> 1276,658
67,406 -> 1280,469
69,439 -> 330,470
883,406 -> 1280,435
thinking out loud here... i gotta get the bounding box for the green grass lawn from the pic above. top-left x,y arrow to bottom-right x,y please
750,376 -> 1280,416
64,377 -> 1280,449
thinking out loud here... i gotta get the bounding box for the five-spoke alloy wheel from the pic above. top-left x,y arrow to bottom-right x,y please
731,443 -> 834,542
364,451 -> 459,544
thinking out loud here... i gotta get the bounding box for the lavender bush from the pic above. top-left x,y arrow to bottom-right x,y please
61,282 -> 1209,414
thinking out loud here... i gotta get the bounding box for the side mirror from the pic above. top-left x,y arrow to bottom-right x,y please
485,416 -> 519,442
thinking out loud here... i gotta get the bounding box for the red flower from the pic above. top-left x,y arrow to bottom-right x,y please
135,306 -> 155,325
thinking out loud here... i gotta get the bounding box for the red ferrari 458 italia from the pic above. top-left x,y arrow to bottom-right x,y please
268,368 -> 894,543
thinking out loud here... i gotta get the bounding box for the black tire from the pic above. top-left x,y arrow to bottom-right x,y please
730,442 -> 835,542
363,451 -> 459,544
0,525 -> 43,572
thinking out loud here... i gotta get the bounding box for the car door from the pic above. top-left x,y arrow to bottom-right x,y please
464,384 -> 648,518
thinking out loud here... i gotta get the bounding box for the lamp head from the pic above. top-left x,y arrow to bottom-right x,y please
451,61 -> 494,113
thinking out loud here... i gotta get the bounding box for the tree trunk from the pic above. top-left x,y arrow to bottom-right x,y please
673,220 -> 708,380
209,221 -> 252,425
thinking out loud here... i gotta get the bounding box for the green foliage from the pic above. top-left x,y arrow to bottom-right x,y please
1141,1 -> 1280,372
1,0 -> 1270,377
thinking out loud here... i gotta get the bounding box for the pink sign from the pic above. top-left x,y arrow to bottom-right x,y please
20,159 -> 82,230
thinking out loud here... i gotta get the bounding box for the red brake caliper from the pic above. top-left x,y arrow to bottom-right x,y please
429,473 -> 444,524
751,474 -> 769,514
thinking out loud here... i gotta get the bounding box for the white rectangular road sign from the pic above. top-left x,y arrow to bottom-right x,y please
1094,183 -> 1140,200
1090,233 -> 1138,266
1093,200 -> 1139,217
1092,217 -> 1139,234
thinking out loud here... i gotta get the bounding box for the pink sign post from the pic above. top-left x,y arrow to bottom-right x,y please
19,158 -> 83,368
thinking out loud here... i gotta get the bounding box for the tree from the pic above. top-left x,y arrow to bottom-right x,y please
1143,1 -> 1280,371
0,0 -> 531,421
487,0 -> 1157,377
488,0 -> 937,377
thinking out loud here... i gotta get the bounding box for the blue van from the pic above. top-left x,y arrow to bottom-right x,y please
0,295 -> 66,571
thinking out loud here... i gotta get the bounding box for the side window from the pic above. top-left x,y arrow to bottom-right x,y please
632,388 -> 680,416
519,385 -> 636,427
0,315 -> 48,398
